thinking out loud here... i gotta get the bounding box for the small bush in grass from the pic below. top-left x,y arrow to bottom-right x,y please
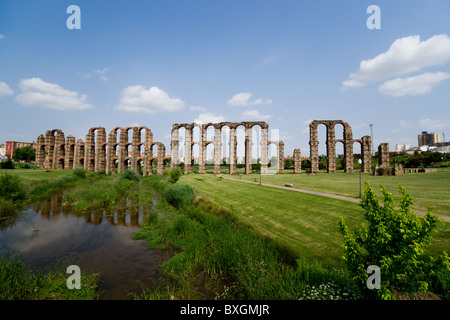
0,158 -> 14,169
73,167 -> 87,179
0,173 -> 26,202
338,182 -> 449,300
164,184 -> 196,208
123,168 -> 140,181
168,168 -> 183,183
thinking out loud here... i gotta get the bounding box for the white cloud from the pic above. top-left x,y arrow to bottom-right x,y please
194,113 -> 225,124
0,34 -> 5,40
378,72 -> 450,97
189,105 -> 207,112
0,81 -> 13,97
241,109 -> 272,121
115,85 -> 185,114
15,78 -> 94,111
227,92 -> 272,107
419,118 -> 450,131
343,34 -> 450,89
94,67 -> 110,81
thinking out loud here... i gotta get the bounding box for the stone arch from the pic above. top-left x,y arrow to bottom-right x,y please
309,120 -> 356,173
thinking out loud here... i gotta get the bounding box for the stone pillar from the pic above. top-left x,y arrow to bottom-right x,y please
213,125 -> 222,174
157,143 -> 165,175
184,125 -> 193,174
309,122 -> 319,174
228,126 -> 237,175
131,127 -> 140,174
198,125 -> 207,174
244,126 -> 253,174
118,130 -> 127,173
95,128 -> 106,173
170,125 -> 179,169
277,141 -> 285,174
54,130 -> 65,170
293,149 -> 302,174
74,139 -> 84,168
106,131 -> 116,174
44,131 -> 55,169
84,129 -> 95,172
65,135 -> 75,170
378,143 -> 390,167
36,134 -> 45,168
362,135 -> 372,173
143,128 -> 153,176
344,126 -> 354,173
327,124 -> 336,173
260,126 -> 269,174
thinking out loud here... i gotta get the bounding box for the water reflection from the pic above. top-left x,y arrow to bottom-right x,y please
26,195 -> 152,228
0,194 -> 172,300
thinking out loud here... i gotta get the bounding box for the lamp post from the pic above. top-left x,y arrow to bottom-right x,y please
442,156 -> 444,172
358,158 -> 362,197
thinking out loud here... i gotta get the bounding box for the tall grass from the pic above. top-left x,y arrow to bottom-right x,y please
134,176 -> 360,300
0,255 -> 100,300
61,173 -> 135,211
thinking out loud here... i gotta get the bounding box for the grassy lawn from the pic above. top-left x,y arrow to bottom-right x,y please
0,168 -> 74,184
179,173 -> 450,265
228,169 -> 450,216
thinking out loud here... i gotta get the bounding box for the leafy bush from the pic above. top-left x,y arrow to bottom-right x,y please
123,168 -> 140,181
338,182 -> 449,299
0,173 -> 26,202
0,158 -> 14,169
168,168 -> 183,183
73,167 -> 87,179
164,184 -> 196,208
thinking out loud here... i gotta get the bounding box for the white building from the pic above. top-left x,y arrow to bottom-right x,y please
0,144 -> 5,159
395,144 -> 411,152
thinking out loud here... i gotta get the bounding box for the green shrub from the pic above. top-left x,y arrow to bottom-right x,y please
0,158 -> 14,169
73,167 -> 87,179
123,168 -> 140,181
164,184 -> 196,208
168,168 -> 183,183
338,182 -> 449,299
0,173 -> 26,202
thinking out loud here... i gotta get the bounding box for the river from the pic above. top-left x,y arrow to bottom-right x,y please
0,194 -> 172,299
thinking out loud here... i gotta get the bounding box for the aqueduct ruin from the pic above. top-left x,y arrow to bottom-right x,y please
35,120 -> 383,175
36,126 -> 166,175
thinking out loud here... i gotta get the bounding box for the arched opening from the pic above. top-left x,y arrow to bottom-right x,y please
235,124 -> 246,174
317,123 -> 328,172
353,140 -> 363,170
220,125 -> 230,172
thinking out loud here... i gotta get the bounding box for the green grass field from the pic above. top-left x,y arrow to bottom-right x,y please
179,173 -> 450,265
0,168 -> 74,184
226,169 -> 450,216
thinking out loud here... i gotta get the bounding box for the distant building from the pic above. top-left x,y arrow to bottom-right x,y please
418,131 -> 441,147
0,144 -> 5,160
395,144 -> 411,153
5,141 -> 35,159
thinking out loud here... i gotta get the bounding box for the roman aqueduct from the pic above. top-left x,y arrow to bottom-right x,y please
35,120 -> 385,175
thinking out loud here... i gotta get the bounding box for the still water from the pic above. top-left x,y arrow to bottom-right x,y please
0,195 -> 172,299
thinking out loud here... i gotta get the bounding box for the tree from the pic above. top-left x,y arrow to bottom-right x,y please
12,146 -> 36,162
338,181 -> 449,299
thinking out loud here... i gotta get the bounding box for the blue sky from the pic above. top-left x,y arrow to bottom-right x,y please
1,0 -> 450,159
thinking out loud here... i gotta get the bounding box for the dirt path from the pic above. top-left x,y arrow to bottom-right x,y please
219,175 -> 450,223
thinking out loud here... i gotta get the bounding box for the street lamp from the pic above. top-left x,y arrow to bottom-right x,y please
442,156 -> 444,172
358,158 -> 362,197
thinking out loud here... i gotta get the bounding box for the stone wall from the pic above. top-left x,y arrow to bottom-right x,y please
36,126 -> 166,175
378,143 -> 390,167
170,121 -> 281,175
309,120 -> 371,173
